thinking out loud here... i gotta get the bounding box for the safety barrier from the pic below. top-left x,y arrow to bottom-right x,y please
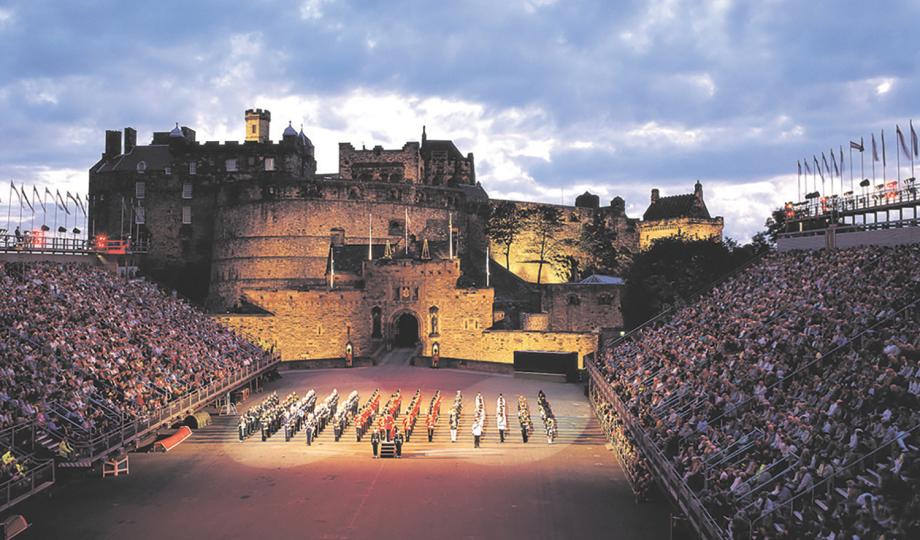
47,351 -> 280,465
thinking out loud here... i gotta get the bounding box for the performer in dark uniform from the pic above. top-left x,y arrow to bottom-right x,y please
371,430 -> 380,458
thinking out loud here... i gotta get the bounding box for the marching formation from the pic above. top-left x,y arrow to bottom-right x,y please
518,395 -> 534,443
235,388 -> 567,456
537,390 -> 557,444
426,391 -> 442,442
496,394 -> 508,443
471,393 -> 486,448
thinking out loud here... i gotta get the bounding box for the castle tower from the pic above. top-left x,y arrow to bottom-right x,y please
245,108 -> 271,143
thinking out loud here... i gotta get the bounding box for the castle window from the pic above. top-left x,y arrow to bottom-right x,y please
164,166 -> 172,176
225,159 -> 238,172
390,173 -> 402,183
264,157 -> 275,171
251,124 -> 257,134
182,182 -> 193,200
598,294 -> 613,305
135,181 -> 145,199
567,294 -> 581,306
371,307 -> 382,338
188,161 -> 197,175
388,220 -> 404,236
182,206 -> 192,225
136,161 -> 146,173
134,206 -> 145,225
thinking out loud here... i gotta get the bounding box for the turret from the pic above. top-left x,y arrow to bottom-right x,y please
245,108 -> 271,143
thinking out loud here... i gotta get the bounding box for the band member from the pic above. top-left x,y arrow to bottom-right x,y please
394,429 -> 404,458
449,411 -> 458,443
371,430 -> 380,458
472,421 -> 482,448
305,413 -> 316,446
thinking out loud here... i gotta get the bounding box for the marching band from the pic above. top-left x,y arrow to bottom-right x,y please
235,388 -> 561,455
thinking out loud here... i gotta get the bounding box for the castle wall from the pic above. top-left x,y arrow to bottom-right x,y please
438,330 -> 598,370
637,217 -> 724,250
541,283 -> 623,332
338,142 -> 421,183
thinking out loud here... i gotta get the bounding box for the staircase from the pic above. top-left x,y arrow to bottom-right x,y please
378,441 -> 397,458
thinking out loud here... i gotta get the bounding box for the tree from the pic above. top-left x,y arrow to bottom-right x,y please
578,217 -> 632,277
525,206 -> 564,284
485,201 -> 527,270
621,237 -> 752,328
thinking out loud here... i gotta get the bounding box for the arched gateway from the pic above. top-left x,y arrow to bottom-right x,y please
393,312 -> 420,347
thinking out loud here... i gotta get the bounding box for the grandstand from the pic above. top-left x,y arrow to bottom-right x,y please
591,245 -> 920,539
0,259 -> 279,514
1,228 -> 918,539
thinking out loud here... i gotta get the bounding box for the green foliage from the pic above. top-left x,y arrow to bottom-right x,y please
485,201 -> 528,269
621,237 -> 753,329
578,217 -> 633,277
525,206 -> 564,284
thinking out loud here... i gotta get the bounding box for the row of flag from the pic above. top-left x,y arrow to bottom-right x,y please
797,120 -> 918,201
2,181 -> 87,216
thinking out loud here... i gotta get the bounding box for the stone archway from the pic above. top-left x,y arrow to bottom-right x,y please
393,312 -> 420,348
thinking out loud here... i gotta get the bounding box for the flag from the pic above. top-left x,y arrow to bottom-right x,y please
872,133 -> 879,162
839,146 -> 845,178
20,185 -> 33,212
850,140 -> 864,151
897,125 -> 911,160
881,129 -> 887,167
815,156 -> 824,182
56,189 -> 70,214
803,159 -> 812,174
75,193 -> 87,215
830,149 -> 839,177
797,160 -> 802,176
911,120 -> 918,157
32,186 -> 45,212
9,181 -> 20,202
822,152 -> 831,177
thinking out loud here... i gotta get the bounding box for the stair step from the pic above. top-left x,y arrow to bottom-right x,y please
57,459 -> 92,469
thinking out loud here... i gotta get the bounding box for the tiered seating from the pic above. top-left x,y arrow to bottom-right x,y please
0,262 -> 268,444
595,245 -> 920,538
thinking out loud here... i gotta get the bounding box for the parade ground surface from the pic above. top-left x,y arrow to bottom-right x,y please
16,354 -> 671,540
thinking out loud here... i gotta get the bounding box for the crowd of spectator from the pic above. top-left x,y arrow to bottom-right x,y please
591,389 -> 654,502
0,262 -> 268,446
595,245 -> 920,538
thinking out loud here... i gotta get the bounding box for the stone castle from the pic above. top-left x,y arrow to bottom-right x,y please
88,109 -> 722,369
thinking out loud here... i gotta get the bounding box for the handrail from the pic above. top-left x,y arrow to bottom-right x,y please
588,360 -> 727,539
747,421 -> 920,535
51,351 -> 280,463
0,457 -> 55,513
707,297 -> 920,428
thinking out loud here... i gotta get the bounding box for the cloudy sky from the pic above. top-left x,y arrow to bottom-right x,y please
1,0 -> 918,240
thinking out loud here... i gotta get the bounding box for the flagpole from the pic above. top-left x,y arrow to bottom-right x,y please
448,212 -> 453,260
6,182 -> 12,235
368,212 -> 372,261
882,129 -> 886,186
897,128 -> 901,187
797,162 -> 801,202
849,145 -> 854,197
404,207 -> 409,255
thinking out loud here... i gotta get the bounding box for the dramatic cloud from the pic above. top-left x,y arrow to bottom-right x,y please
1,0 -> 919,240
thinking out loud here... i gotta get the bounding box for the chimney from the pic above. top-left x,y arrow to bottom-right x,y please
104,130 -> 122,158
650,188 -> 659,204
124,127 -> 137,154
